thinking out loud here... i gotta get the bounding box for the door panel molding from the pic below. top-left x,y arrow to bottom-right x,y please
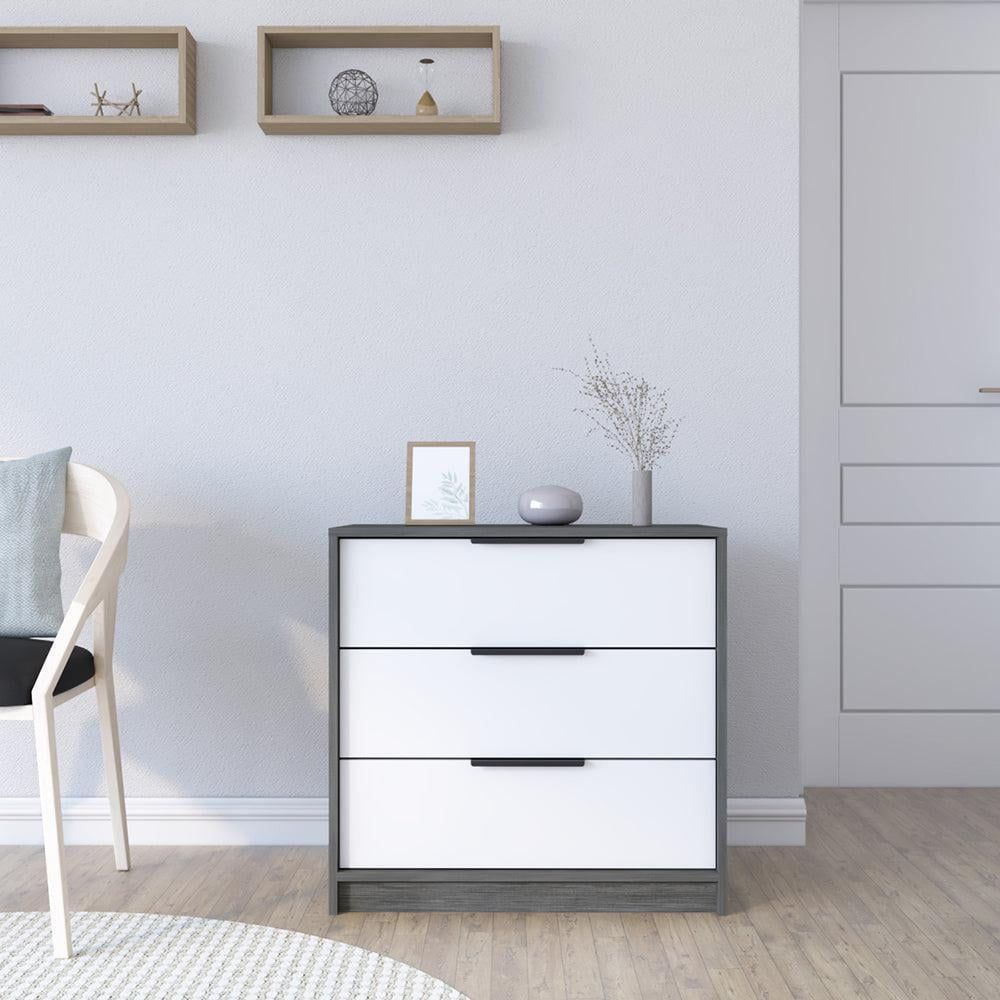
841,464 -> 1000,525
841,407 -> 1000,463
840,3 -> 1000,71
841,585 -> 1000,711
840,71 -> 1000,406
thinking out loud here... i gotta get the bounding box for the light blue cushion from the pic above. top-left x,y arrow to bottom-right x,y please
0,448 -> 71,637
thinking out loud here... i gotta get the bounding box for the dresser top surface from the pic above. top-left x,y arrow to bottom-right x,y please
330,524 -> 726,539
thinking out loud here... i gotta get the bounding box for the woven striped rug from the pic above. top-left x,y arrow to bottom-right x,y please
0,911 -> 468,999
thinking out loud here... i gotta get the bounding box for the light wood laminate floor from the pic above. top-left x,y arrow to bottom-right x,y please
3,789 -> 1000,999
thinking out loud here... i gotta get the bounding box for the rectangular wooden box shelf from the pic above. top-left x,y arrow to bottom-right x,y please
258,26 -> 501,135
0,27 -> 196,135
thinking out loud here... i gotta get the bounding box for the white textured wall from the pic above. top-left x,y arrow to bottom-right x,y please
0,1 -> 799,798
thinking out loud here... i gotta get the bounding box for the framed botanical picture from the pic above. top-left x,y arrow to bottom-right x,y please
406,441 -> 476,525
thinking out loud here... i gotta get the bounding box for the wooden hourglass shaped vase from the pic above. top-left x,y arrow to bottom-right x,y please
416,57 -> 438,116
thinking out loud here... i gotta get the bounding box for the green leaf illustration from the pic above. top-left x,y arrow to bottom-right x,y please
423,472 -> 469,517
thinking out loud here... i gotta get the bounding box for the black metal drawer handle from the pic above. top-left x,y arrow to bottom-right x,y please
470,758 -> 586,767
470,647 -> 585,656
469,537 -> 586,545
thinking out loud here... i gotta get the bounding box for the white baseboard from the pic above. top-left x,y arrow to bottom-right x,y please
727,797 -> 807,846
0,796 -> 806,848
0,798 -> 327,847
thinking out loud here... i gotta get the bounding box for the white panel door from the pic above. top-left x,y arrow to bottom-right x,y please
802,1 -> 1000,784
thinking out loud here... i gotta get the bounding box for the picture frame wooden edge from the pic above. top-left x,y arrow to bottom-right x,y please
405,440 -> 476,525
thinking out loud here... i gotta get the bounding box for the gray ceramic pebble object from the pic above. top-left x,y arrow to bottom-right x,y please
518,484 -> 584,525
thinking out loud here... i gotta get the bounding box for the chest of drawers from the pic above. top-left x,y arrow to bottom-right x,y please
329,524 -> 727,914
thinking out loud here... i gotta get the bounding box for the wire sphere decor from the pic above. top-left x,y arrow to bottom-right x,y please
329,69 -> 379,116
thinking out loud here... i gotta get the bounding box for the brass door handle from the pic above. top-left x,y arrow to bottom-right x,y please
979,388 -> 1000,393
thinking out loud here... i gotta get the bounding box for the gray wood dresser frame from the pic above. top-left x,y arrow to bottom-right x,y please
328,523 -> 727,914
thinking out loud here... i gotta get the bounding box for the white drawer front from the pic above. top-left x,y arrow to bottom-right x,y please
339,537 -> 716,647
340,759 -> 716,869
341,649 -> 716,758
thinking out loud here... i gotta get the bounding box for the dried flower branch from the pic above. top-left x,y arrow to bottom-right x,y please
558,339 -> 681,471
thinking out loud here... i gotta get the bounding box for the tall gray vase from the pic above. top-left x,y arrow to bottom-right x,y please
632,469 -> 652,526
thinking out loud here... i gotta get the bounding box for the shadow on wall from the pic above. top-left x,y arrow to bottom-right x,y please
61,516 -> 331,798
724,536 -> 800,797
495,42 -> 547,133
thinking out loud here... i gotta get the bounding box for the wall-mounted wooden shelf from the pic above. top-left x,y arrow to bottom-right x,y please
258,26 -> 500,135
0,27 -> 196,135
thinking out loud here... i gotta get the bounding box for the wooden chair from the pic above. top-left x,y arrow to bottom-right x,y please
0,462 -> 131,958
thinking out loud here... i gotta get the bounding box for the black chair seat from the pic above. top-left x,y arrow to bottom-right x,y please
0,637 -> 95,707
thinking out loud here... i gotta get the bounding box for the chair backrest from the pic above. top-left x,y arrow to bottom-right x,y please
63,463 -> 129,544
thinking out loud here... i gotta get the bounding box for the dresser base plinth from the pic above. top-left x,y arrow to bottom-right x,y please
335,879 -> 723,914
